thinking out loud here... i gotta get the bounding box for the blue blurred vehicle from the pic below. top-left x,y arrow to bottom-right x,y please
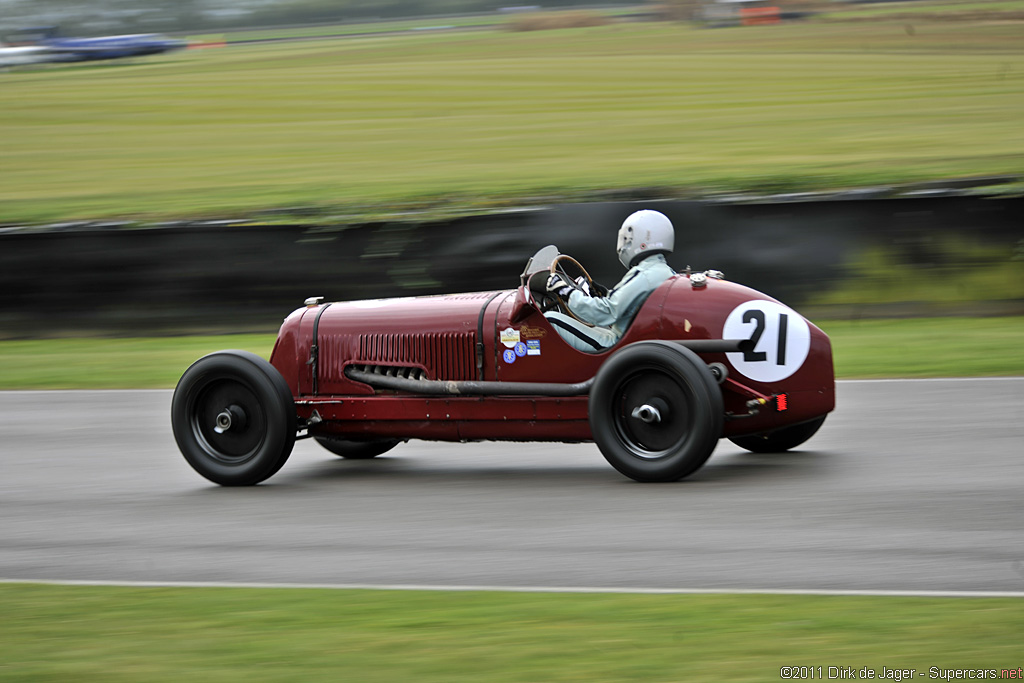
6,27 -> 186,64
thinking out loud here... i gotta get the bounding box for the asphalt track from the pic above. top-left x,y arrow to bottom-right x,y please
2,379 -> 1023,594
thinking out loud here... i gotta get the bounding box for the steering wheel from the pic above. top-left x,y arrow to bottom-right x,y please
549,254 -> 599,326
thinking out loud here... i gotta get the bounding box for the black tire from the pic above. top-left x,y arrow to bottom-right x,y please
729,415 -> 827,454
171,350 -> 296,486
589,341 -> 723,482
314,437 -> 399,459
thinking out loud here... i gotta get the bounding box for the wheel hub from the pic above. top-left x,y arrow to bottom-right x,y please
213,404 -> 247,434
617,374 -> 688,456
631,403 -> 663,424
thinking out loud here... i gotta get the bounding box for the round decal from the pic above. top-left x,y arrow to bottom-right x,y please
514,342 -> 527,357
500,327 -> 520,349
722,300 -> 810,382
502,348 -> 517,364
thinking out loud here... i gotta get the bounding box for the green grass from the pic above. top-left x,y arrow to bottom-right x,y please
186,9 -> 629,44
1,584 -> 1021,682
1,15 -> 1022,224
184,14 -> 514,46
0,317 -> 1020,389
821,316 -> 1024,379
192,15 -> 502,43
0,334 -> 275,390
822,0 -> 1024,20
185,10 -> 581,44
809,237 -> 1024,307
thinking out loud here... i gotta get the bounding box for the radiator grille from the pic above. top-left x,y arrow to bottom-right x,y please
358,332 -> 477,381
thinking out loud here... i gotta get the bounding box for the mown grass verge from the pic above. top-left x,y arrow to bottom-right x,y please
0,334 -> 275,390
1,14 -> 1022,224
0,317 -> 1020,389
820,316 -> 1024,379
1,584 -> 1022,682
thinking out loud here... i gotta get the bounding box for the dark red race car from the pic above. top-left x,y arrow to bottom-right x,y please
172,245 -> 835,485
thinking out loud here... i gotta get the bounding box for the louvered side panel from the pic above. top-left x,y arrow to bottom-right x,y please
358,332 -> 476,381
319,333 -> 358,385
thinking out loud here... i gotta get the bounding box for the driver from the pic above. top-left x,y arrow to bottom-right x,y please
544,209 -> 676,352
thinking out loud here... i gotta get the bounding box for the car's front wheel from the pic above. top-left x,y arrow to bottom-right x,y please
172,350 -> 296,486
589,342 -> 723,482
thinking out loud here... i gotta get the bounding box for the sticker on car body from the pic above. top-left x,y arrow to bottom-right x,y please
501,327 -> 520,348
722,300 -> 810,382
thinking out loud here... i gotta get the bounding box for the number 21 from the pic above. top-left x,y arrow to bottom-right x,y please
742,310 -> 788,365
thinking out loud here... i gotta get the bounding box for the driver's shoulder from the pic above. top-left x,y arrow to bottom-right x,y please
635,255 -> 674,280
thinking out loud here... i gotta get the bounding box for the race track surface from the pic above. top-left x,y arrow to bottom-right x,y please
2,379 -> 1022,593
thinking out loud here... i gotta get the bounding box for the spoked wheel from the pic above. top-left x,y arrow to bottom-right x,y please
729,415 -> 827,453
172,350 -> 296,486
590,342 -> 723,482
314,437 -> 400,459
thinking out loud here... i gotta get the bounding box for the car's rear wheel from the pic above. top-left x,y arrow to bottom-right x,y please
589,342 -> 723,482
172,350 -> 296,486
314,437 -> 399,459
728,415 -> 827,453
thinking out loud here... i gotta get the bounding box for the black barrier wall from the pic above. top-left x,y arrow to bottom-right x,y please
1,195 -> 1021,337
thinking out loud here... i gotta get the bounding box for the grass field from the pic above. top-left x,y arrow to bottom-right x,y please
822,0 -> 1024,19
1,11 -> 1022,224
185,6 -> 648,44
186,14 -> 508,44
2,584 -> 1022,681
0,316 -> 1020,389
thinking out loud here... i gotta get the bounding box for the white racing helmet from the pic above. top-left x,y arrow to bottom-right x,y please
616,210 -> 674,268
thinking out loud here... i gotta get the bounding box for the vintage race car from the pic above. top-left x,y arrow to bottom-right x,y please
171,245 -> 835,486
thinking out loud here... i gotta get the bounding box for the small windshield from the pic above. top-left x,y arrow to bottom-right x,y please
521,245 -> 559,284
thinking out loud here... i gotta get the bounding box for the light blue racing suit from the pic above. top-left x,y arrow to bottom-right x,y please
544,254 -> 675,353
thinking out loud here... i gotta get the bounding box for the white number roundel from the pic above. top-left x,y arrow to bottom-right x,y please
722,300 -> 810,382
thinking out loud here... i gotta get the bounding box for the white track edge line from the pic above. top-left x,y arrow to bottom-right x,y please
2,578 -> 1023,598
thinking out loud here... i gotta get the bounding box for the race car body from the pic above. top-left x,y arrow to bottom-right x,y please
172,246 -> 834,485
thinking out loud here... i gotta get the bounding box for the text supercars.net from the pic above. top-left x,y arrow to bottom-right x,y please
779,667 -> 1024,681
